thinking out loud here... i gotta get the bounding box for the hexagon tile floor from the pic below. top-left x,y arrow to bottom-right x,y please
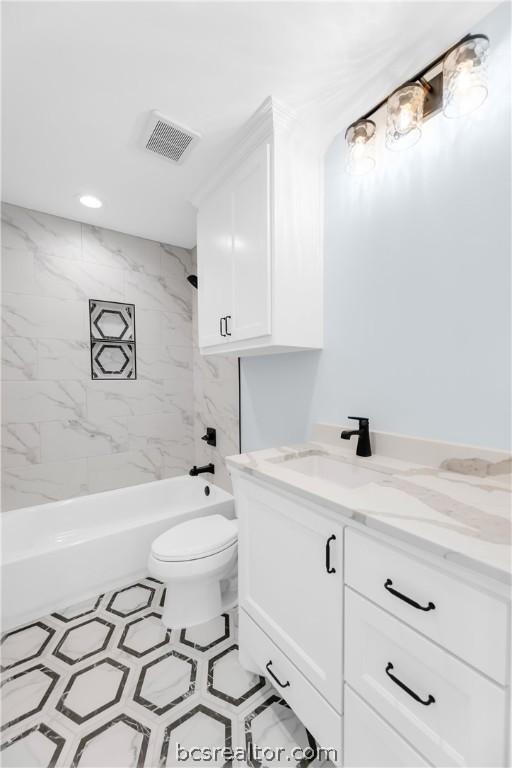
0,576 -> 331,767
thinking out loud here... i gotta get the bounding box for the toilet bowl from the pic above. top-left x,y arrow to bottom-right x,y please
148,514 -> 238,628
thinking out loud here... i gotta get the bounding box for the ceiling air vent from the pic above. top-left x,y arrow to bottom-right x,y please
143,111 -> 200,164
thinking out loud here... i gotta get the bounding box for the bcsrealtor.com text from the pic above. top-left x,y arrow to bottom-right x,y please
176,744 -> 339,763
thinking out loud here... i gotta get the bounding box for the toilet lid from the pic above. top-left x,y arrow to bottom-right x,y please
151,515 -> 238,562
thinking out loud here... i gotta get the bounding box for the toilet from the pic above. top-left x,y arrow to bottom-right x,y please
148,514 -> 238,628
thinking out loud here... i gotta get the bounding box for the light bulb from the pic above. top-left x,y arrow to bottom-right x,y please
352,140 -> 366,160
453,65 -> 474,94
397,105 -> 414,133
345,119 -> 376,176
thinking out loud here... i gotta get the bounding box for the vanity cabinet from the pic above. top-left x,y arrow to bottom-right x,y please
193,96 -> 323,357
236,474 -> 344,711
232,469 -> 511,768
234,472 -> 344,762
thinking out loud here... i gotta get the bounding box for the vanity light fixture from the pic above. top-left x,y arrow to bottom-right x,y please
345,119 -> 376,175
345,33 -> 489,172
79,194 -> 103,209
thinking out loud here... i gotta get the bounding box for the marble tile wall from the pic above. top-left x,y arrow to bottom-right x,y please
1,206 -> 240,510
1,204 -> 195,510
191,250 -> 240,493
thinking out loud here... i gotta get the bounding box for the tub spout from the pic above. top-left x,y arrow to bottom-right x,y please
189,463 -> 215,476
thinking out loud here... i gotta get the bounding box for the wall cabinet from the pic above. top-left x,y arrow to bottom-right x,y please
195,181 -> 234,348
232,470 -> 511,768
193,97 -> 322,356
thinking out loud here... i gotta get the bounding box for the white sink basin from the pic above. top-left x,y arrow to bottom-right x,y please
281,454 -> 386,489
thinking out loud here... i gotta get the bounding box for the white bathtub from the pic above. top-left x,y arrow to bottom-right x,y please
1,475 -> 234,631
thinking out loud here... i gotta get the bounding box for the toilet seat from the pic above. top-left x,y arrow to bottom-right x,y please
151,514 -> 238,562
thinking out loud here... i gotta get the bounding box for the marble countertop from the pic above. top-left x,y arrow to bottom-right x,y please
226,429 -> 512,585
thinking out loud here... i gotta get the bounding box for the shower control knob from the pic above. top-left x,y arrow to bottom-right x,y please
201,428 -> 217,447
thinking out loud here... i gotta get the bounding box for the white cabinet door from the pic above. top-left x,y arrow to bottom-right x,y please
230,142 -> 272,342
196,182 -> 233,347
194,97 -> 323,357
235,474 -> 344,712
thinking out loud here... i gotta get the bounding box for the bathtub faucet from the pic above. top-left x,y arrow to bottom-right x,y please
189,463 -> 215,476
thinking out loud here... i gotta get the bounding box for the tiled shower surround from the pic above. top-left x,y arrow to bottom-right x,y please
0,579 -> 326,768
1,204 -> 239,509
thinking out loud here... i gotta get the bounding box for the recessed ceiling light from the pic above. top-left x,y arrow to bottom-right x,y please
79,194 -> 103,209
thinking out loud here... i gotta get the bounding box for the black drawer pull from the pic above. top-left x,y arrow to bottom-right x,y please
266,661 -> 290,689
384,579 -> 435,611
219,317 -> 226,337
325,535 -> 336,574
385,662 -> 435,706
225,315 -> 232,336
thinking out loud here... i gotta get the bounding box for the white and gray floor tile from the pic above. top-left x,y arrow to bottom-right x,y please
1,577 -> 329,767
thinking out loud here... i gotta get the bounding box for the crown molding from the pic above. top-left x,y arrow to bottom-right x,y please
190,95 -> 299,208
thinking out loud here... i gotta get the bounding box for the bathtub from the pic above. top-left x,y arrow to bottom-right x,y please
1,475 -> 234,631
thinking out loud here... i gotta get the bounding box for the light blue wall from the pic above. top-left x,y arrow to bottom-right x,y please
241,3 -> 511,453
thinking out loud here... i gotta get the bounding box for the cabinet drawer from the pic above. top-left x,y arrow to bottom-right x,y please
345,529 -> 509,683
239,609 -> 342,763
344,686 -> 430,767
345,589 -> 507,767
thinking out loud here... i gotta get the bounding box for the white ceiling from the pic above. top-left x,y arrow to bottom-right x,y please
1,1 -> 495,248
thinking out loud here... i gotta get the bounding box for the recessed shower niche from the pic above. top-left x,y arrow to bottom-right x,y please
89,299 -> 136,380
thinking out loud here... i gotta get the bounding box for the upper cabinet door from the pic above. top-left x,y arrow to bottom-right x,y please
230,142 -> 272,342
194,97 -> 323,356
196,182 -> 233,347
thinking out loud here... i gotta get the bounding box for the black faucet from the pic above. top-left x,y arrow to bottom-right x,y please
340,417 -> 372,457
189,463 -> 215,476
